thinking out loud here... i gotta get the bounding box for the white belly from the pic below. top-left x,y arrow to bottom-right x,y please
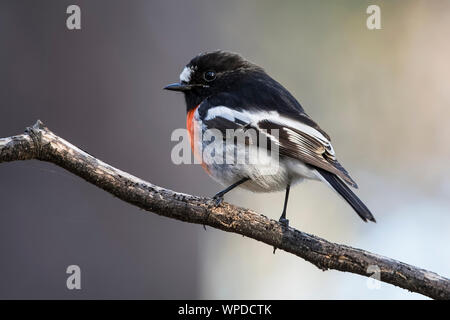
200,139 -> 320,193
189,110 -> 321,193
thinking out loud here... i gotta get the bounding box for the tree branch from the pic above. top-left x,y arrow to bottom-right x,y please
1,120 -> 449,299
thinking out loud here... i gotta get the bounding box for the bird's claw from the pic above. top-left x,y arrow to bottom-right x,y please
279,217 -> 289,227
273,217 -> 289,254
212,195 -> 224,206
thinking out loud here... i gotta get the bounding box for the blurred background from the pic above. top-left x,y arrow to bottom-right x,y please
0,0 -> 449,299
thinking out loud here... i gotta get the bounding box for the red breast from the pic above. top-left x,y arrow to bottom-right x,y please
186,105 -> 210,173
186,105 -> 199,151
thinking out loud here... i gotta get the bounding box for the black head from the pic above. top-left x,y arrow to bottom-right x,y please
164,50 -> 263,111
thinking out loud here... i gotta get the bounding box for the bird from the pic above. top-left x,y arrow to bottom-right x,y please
164,50 -> 375,225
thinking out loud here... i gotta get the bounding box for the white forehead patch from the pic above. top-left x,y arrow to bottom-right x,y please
179,66 -> 193,83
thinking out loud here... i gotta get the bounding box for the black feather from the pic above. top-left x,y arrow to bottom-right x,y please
316,168 -> 376,223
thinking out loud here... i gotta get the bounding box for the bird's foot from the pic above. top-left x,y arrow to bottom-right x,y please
273,217 -> 289,254
279,217 -> 289,227
212,194 -> 224,206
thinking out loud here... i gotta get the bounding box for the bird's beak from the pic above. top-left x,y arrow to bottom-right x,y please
163,82 -> 192,92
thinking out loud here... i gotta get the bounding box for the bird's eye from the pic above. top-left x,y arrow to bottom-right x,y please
203,71 -> 216,82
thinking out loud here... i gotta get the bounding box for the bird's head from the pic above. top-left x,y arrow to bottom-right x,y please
164,50 -> 262,111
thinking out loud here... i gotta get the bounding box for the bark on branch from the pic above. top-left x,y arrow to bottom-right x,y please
1,120 -> 449,299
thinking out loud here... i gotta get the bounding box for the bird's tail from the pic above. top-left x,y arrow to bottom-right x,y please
315,168 -> 376,223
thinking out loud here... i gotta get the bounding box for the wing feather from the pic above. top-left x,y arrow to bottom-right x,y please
258,119 -> 358,188
199,103 -> 358,188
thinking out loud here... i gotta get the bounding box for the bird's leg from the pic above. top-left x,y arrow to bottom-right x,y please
212,177 -> 249,206
273,184 -> 291,253
278,184 -> 290,226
